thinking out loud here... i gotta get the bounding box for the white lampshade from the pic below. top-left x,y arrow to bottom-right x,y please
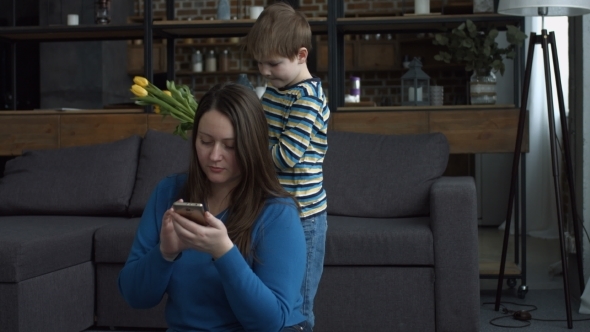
498,0 -> 590,16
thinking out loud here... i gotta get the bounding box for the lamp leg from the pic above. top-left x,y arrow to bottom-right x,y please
496,29 -> 583,330
541,29 -> 573,329
548,31 -> 586,295
494,31 -> 537,312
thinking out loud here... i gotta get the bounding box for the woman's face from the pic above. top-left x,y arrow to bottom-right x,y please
195,109 -> 241,190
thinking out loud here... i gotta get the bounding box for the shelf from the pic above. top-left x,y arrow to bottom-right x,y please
0,109 -> 143,115
479,261 -> 521,276
0,112 -> 178,156
176,70 -> 259,76
337,14 -> 523,34
330,106 -> 528,154
127,70 -> 167,76
336,104 -> 517,112
175,41 -> 243,48
0,24 -> 149,42
154,17 -> 328,38
337,63 -> 469,73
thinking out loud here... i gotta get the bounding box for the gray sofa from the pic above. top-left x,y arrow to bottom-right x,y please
0,129 -> 480,332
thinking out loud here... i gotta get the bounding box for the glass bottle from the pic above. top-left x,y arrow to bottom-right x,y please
192,50 -> 203,73
205,50 -> 217,72
350,76 -> 361,103
95,0 -> 111,25
219,49 -> 229,72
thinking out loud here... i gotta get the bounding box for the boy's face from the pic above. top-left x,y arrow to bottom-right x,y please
256,48 -> 309,88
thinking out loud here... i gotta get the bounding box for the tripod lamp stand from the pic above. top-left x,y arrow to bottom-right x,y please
496,0 -> 590,329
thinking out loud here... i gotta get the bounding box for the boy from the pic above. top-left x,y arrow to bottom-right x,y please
244,2 -> 330,330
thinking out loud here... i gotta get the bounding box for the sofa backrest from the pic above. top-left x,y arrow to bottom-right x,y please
323,131 -> 449,218
0,135 -> 141,216
127,130 -> 191,216
0,130 -> 191,218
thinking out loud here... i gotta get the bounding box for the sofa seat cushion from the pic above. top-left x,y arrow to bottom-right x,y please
323,131 -> 449,218
94,218 -> 141,263
324,215 -> 433,266
0,216 -> 126,282
0,135 -> 141,216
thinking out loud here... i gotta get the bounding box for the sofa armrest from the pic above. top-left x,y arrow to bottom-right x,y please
430,176 -> 480,332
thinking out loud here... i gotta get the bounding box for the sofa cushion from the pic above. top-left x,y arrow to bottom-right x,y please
323,131 -> 449,218
0,216 -> 126,282
324,215 -> 433,266
0,135 -> 141,216
128,130 -> 191,216
94,218 -> 141,263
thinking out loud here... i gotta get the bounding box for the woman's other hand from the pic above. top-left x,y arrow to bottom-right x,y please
159,203 -> 185,261
171,210 -> 235,260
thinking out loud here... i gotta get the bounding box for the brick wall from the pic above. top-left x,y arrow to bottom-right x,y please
139,0 -> 470,105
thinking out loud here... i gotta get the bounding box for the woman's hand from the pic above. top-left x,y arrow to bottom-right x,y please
159,201 -> 187,261
170,210 -> 235,260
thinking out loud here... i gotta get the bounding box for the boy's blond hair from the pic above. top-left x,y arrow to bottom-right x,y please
244,2 -> 312,61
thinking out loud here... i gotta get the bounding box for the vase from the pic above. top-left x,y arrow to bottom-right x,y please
217,0 -> 231,20
470,69 -> 496,105
473,0 -> 494,13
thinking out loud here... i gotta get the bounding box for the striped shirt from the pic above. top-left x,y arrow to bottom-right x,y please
262,77 -> 330,218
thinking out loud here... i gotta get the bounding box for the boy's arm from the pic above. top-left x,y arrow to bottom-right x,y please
268,95 -> 327,170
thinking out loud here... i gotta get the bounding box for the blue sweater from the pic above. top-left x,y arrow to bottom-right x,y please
118,174 -> 307,332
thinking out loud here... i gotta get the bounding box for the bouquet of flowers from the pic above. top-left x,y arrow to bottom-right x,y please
130,76 -> 197,138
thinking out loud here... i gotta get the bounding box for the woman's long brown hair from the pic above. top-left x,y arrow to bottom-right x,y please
182,82 -> 297,258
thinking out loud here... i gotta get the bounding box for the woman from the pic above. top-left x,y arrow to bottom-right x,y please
118,82 -> 307,332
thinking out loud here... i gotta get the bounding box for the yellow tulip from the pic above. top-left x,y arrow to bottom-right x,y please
133,76 -> 149,87
154,105 -> 161,114
130,84 -> 148,97
163,90 -> 172,96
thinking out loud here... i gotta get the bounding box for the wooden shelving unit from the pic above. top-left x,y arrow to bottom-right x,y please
0,1 -> 523,113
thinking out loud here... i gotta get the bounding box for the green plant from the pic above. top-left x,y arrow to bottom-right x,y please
433,20 -> 527,76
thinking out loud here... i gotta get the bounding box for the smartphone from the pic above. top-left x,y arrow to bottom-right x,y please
172,202 -> 207,226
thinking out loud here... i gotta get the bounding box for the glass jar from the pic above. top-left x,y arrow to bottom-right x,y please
219,49 -> 229,72
192,50 -> 203,73
470,68 -> 497,105
95,0 -> 111,25
205,50 -> 217,72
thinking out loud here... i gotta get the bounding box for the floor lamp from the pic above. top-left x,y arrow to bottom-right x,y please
496,0 -> 590,329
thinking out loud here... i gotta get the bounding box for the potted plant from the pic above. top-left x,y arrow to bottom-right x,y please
432,20 -> 527,105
